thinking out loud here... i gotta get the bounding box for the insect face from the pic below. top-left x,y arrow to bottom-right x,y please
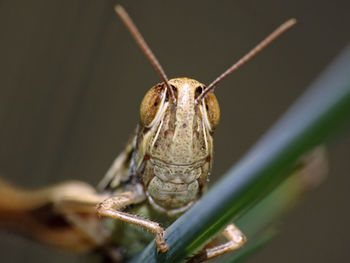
138,78 -> 217,214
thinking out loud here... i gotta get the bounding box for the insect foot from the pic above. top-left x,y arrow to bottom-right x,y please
187,224 -> 246,262
155,229 -> 168,253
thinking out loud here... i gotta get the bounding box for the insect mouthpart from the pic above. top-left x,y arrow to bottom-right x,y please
142,155 -> 209,214
147,175 -> 199,214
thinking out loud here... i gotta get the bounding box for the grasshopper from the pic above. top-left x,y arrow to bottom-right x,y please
0,5 -> 297,262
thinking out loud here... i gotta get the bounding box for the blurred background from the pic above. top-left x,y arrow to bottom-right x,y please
0,0 -> 349,262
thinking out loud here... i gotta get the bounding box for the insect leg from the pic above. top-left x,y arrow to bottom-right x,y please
53,189 -> 109,246
188,223 -> 246,263
0,179 -> 107,252
97,131 -> 138,191
52,184 -> 127,261
96,187 -> 168,253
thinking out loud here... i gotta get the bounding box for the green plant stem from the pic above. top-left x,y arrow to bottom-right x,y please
129,45 -> 350,263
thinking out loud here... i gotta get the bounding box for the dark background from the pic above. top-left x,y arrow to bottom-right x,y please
0,0 -> 349,262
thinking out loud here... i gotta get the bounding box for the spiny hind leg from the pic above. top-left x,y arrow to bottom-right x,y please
0,179 -> 110,252
188,223 -> 246,263
96,187 -> 168,253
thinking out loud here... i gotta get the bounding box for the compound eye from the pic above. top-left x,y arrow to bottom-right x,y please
204,93 -> 220,131
140,84 -> 165,127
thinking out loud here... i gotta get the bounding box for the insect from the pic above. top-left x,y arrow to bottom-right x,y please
0,5 -> 296,262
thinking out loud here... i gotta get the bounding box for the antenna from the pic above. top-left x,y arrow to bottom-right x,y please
196,18 -> 297,103
115,5 -> 175,101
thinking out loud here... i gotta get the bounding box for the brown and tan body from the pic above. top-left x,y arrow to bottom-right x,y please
0,5 -> 298,262
95,77 -> 221,257
102,78 -> 218,216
